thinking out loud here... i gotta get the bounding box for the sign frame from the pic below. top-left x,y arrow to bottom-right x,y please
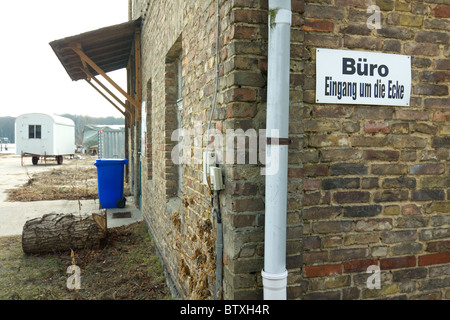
315,48 -> 411,107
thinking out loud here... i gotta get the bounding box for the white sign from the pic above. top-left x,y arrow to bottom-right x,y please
316,48 -> 411,106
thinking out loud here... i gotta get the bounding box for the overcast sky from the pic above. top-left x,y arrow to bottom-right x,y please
0,0 -> 129,118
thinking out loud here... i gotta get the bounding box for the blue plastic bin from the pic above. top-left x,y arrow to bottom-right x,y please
94,159 -> 129,208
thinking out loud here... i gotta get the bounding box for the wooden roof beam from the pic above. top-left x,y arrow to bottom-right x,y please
70,44 -> 140,110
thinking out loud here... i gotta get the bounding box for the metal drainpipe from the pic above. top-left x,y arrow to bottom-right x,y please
262,0 -> 291,300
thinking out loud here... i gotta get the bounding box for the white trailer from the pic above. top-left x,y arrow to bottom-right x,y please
15,113 -> 75,165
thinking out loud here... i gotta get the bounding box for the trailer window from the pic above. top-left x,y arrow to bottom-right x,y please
29,125 -> 41,139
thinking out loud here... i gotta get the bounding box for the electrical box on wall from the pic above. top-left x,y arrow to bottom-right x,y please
203,150 -> 216,185
210,166 -> 224,191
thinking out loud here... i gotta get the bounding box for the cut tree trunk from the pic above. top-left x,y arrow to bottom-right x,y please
22,213 -> 107,254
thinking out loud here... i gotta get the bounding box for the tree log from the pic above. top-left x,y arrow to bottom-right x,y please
22,213 -> 107,254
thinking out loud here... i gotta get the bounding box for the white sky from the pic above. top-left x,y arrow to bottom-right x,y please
0,0 -> 129,118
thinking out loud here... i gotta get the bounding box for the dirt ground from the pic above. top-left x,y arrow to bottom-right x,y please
0,222 -> 171,300
0,153 -> 171,300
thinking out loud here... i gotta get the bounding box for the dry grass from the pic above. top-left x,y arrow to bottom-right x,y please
5,156 -> 130,202
0,222 -> 171,300
6,167 -> 98,202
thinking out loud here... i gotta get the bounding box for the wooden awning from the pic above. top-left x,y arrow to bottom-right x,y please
50,18 -> 142,117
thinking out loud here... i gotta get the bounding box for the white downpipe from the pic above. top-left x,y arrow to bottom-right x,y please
262,0 -> 291,300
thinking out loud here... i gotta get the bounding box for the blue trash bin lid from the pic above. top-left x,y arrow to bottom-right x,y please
94,159 -> 129,167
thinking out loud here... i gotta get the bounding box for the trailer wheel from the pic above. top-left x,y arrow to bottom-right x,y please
32,157 -> 39,165
56,156 -> 63,165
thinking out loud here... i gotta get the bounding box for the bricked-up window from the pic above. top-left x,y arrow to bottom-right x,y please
165,35 -> 183,198
28,125 -> 41,139
176,57 -> 183,196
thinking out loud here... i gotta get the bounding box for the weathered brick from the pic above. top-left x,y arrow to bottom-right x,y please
322,178 -> 360,190
419,228 -> 450,241
374,190 -> 409,202
304,4 -> 345,20
382,177 -> 416,189
409,163 -> 445,175
344,35 -> 382,50
343,259 -> 378,273
303,191 -> 331,206
404,42 -> 440,56
344,233 -> 380,246
303,251 -> 328,265
364,121 -> 390,133
366,150 -> 399,161
389,135 -> 428,149
381,230 -> 417,243
425,240 -> 450,253
412,123 -> 438,135
302,164 -> 329,177
355,218 -> 393,232
413,84 -> 449,96
329,248 -> 367,262
302,290 -> 341,300
303,206 -> 341,220
394,109 -> 429,121
377,26 -> 414,40
418,252 -> 450,266
330,163 -> 368,175
391,242 -> 423,255
396,215 -> 430,228
304,264 -> 342,278
304,33 -> 342,48
321,149 -> 363,162
303,179 -> 321,191
411,189 -> 446,201
431,5 -> 450,18
418,277 -> 450,292
334,191 -> 370,204
313,220 -> 353,234
228,198 -> 265,212
380,256 -> 416,270
432,136 -> 450,148
415,30 -> 450,44
309,135 -> 350,148
434,59 -> 450,70
401,204 -> 421,216
224,88 -> 257,103
371,164 -> 408,175
303,235 -> 321,250
387,12 -> 423,27
308,275 -> 351,291
422,69 -> 450,85
425,201 -> 450,213
301,19 -> 334,32
343,205 -> 382,217
392,268 -> 427,282
226,181 -> 258,196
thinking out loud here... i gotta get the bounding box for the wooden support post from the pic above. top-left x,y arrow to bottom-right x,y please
134,29 -> 142,120
85,79 -> 126,116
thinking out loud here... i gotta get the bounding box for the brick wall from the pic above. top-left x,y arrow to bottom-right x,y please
298,0 -> 450,299
132,0 -> 449,300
